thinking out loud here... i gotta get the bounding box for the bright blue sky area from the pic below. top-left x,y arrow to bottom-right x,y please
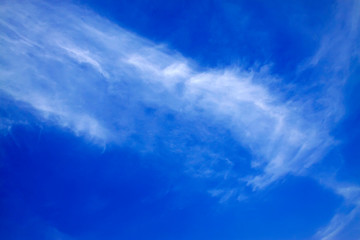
1,0 -> 360,239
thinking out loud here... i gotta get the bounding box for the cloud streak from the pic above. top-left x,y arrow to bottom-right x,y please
306,0 -> 360,238
314,180 -> 360,240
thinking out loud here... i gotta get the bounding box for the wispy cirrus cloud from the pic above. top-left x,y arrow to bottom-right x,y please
313,180 -> 360,240
0,0 -> 340,193
305,0 -> 360,238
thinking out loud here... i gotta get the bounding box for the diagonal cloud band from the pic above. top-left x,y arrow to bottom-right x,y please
0,0 -> 339,189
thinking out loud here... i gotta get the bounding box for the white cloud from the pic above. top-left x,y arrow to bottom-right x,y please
309,0 -> 360,70
305,0 -> 360,237
0,0 -> 341,191
314,181 -> 360,240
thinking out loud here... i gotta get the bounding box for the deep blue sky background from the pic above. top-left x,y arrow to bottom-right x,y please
1,0 -> 360,239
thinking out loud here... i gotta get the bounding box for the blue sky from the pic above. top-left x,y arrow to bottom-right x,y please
0,0 -> 360,239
